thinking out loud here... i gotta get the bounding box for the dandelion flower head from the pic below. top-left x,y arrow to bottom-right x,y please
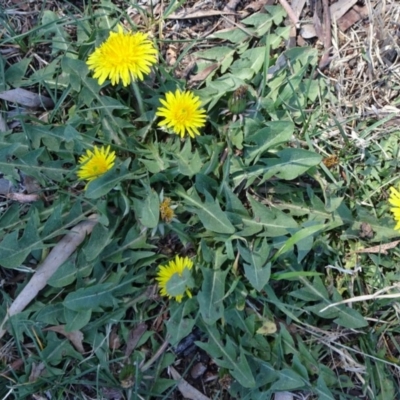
156,90 -> 206,138
77,145 -> 116,182
389,186 -> 400,230
160,197 -> 175,223
86,26 -> 158,86
156,255 -> 194,303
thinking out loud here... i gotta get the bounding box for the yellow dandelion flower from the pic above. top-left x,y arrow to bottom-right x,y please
389,186 -> 400,230
156,255 -> 194,303
160,197 -> 175,223
156,90 -> 206,138
86,26 -> 158,86
77,145 -> 116,182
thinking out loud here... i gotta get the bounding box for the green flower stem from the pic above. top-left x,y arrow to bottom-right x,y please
131,80 -> 145,116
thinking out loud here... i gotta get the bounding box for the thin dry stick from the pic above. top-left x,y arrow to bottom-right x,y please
140,337 -> 170,372
0,214 -> 98,339
5,193 -> 40,203
318,0 -> 333,71
278,0 -> 299,26
320,284 -> 400,313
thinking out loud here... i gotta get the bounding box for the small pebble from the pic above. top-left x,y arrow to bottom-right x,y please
190,362 -> 207,379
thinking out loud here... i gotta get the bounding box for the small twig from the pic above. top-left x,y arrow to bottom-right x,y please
320,284 -> 400,313
322,0 -> 332,49
319,0 -> 333,70
5,193 -> 40,203
278,0 -> 299,26
140,337 -> 170,372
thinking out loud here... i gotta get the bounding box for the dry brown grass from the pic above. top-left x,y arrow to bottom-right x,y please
330,0 -> 400,118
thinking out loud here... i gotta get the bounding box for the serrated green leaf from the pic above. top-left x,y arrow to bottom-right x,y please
0,231 -> 30,268
47,259 -> 77,288
35,303 -> 65,325
230,349 -> 256,388
272,223 -> 325,261
244,120 -> 294,164
61,57 -> 88,91
165,268 -> 194,297
194,46 -> 235,62
177,188 -> 235,234
0,203 -> 20,229
223,185 -> 249,217
42,335 -> 83,364
230,47 -> 267,79
63,125 -> 80,142
0,218 -> 43,268
200,325 -> 256,388
209,28 -> 251,43
270,368 -> 305,391
240,195 -> 298,237
334,307 -> 367,329
174,140 -> 202,177
23,124 -> 62,149
85,167 -> 132,199
272,271 -> 322,280
242,5 -> 286,34
315,375 -> 335,400
244,262 -> 270,292
83,223 -> 113,261
239,239 -> 271,291
166,301 -> 196,346
80,76 -> 128,142
63,283 -> 115,312
234,148 -> 322,187
42,200 -> 63,238
64,308 -> 92,332
289,286 -> 325,302
197,267 -> 228,324
135,189 -> 159,228
5,58 -> 31,86
0,144 -> 21,179
41,11 -> 69,54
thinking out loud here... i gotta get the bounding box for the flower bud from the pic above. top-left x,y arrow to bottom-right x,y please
228,85 -> 248,115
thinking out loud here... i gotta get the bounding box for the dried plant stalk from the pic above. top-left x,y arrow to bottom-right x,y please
0,215 -> 98,339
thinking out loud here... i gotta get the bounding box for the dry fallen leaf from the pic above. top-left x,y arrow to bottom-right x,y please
0,88 -> 54,109
189,63 -> 219,83
109,324 -> 122,350
166,45 -> 178,66
330,0 -> 358,22
169,366 -> 210,400
124,322 -> 147,359
29,362 -> 46,382
44,325 -> 85,353
337,4 -> 370,32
